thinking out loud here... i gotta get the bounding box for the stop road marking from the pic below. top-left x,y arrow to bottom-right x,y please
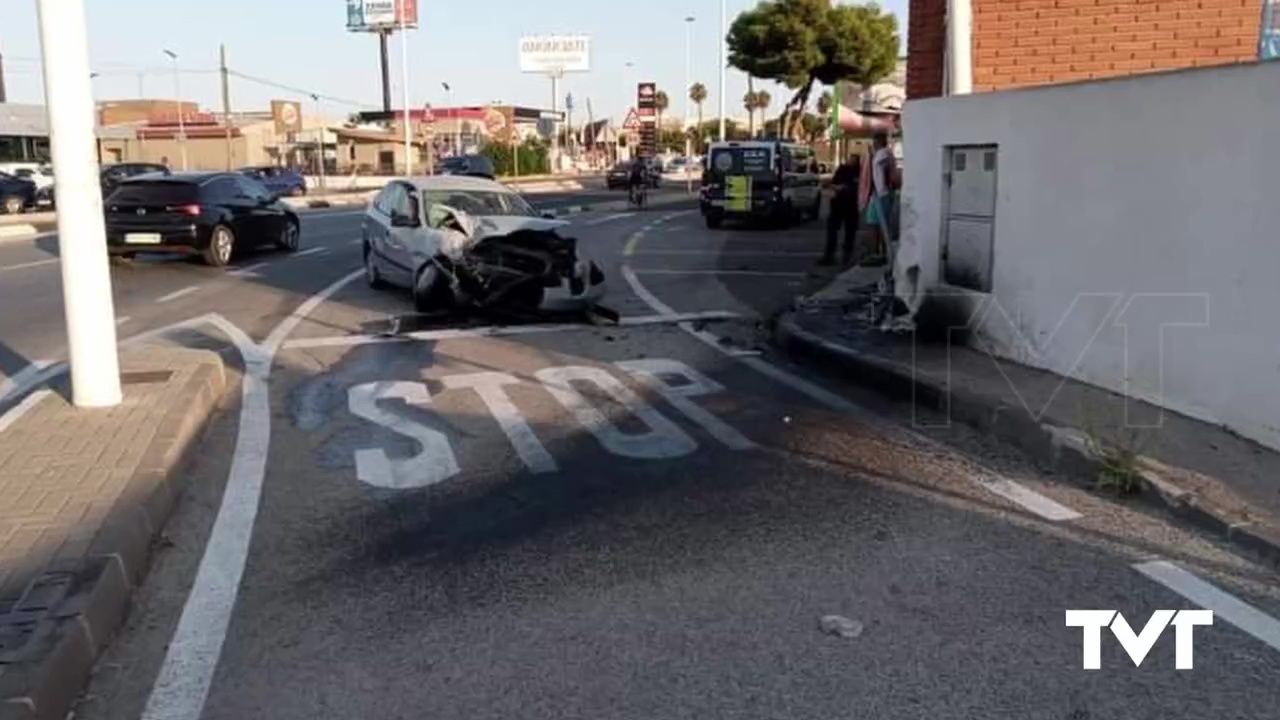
346,358 -> 755,490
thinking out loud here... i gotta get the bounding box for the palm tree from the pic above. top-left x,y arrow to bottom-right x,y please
655,90 -> 670,145
755,90 -> 771,137
689,82 -> 708,151
816,91 -> 833,121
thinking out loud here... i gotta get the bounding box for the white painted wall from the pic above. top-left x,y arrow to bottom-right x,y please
899,62 -> 1280,451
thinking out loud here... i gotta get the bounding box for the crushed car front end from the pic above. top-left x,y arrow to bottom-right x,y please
425,216 -> 607,315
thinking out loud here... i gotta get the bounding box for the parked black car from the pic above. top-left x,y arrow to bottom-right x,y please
605,159 -> 661,190
104,172 -> 300,267
437,154 -> 497,180
37,162 -> 170,208
0,172 -> 37,215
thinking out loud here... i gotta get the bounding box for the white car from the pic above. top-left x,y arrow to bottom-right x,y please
361,175 -> 607,314
0,163 -> 53,191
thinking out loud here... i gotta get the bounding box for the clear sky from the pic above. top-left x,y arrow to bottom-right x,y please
1,0 -> 908,123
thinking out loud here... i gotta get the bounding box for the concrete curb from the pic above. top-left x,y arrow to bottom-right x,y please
774,311 -> 1280,567
0,353 -> 227,720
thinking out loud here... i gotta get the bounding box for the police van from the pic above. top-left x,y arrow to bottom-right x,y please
700,140 -> 821,228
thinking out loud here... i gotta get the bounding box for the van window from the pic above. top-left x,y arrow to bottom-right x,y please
708,146 -> 774,178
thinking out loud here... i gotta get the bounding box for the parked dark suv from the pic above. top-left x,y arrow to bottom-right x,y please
104,172 -> 301,267
0,172 -> 37,215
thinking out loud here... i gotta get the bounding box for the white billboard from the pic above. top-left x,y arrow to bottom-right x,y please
347,0 -> 418,32
519,35 -> 591,74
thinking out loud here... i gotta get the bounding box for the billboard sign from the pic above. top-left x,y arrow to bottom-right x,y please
347,0 -> 418,32
271,100 -> 303,134
636,83 -> 657,157
519,35 -> 591,74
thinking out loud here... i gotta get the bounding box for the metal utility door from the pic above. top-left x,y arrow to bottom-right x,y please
942,145 -> 997,293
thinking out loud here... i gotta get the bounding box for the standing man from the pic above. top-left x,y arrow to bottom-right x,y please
821,152 -> 861,266
864,132 -> 898,264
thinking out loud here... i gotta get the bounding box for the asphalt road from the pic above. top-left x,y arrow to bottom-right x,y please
3,200 -> 1279,719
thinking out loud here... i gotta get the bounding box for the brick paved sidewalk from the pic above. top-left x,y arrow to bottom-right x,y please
0,346 -> 225,720
777,267 -> 1280,567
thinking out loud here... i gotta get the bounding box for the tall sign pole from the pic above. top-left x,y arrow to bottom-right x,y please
398,7 -> 412,174
35,0 -> 122,407
718,0 -> 727,141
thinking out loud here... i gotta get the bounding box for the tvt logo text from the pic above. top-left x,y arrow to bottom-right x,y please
1066,609 -> 1213,669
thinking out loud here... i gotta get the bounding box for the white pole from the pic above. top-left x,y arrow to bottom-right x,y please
398,10 -> 412,174
313,94 -> 326,190
718,0 -> 726,141
946,0 -> 973,95
36,0 -> 122,408
164,50 -> 187,170
550,74 -> 559,173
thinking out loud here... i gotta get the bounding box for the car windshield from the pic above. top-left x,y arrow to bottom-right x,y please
106,180 -> 199,204
422,189 -> 535,217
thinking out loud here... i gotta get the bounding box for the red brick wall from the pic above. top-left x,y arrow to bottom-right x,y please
907,0 -> 1263,98
908,0 -> 948,98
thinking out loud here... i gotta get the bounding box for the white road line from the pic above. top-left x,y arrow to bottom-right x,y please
0,258 -> 58,273
301,209 -> 365,219
979,478 -> 1083,521
620,261 -> 1085,522
1135,560 -> 1280,654
0,389 -> 52,434
633,269 -> 810,277
635,250 -> 824,257
583,212 -> 636,226
292,247 -> 329,258
142,270 -> 363,720
230,262 -> 270,276
156,286 -> 201,303
116,316 -> 132,327
282,310 -> 743,350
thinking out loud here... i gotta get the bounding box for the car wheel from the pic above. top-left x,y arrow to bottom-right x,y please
276,220 -> 300,252
1,196 -> 23,215
705,213 -> 723,229
203,224 -> 235,267
364,245 -> 388,289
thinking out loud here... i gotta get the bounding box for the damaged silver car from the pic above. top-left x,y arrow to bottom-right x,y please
361,176 -> 607,315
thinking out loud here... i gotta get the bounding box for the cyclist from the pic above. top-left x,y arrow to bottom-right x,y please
627,158 -> 649,207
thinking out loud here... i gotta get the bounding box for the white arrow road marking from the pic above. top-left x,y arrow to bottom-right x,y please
141,270 -> 363,720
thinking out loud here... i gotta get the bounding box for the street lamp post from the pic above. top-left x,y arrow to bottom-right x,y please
398,12 -> 413,174
718,0 -> 727,141
311,93 -> 326,191
162,49 -> 187,170
442,81 -> 460,155
36,0 -> 122,407
684,15 -> 695,194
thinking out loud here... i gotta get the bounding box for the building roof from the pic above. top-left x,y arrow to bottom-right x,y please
0,103 -> 49,137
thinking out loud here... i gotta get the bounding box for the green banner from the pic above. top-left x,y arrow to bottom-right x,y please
725,175 -> 752,212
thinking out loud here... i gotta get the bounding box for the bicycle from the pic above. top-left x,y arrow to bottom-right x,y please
628,183 -> 648,209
